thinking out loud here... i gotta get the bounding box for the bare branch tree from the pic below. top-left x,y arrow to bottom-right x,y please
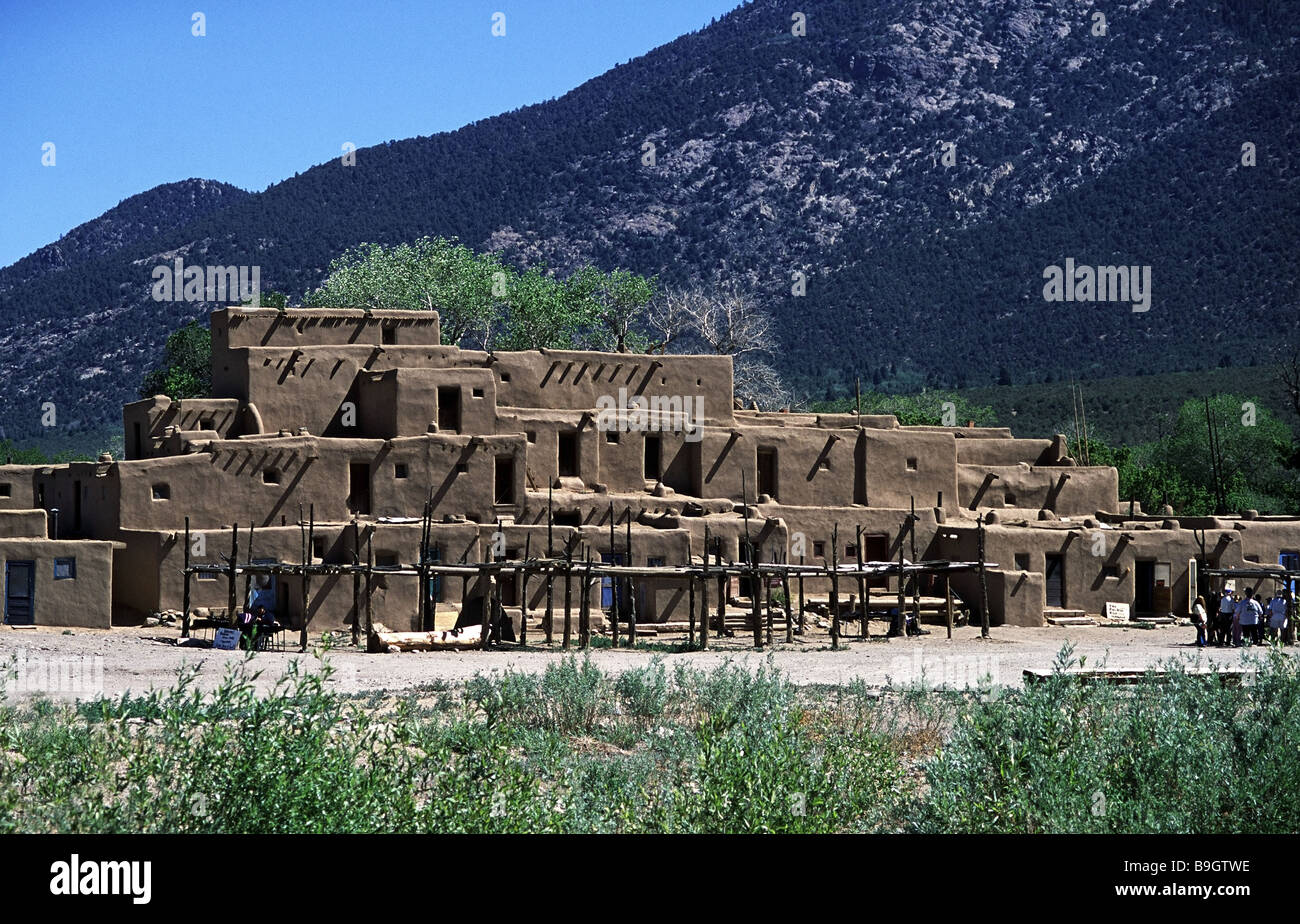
1278,345 -> 1300,422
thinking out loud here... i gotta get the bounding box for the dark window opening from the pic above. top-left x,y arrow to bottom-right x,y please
200,417 -> 215,430
495,455 -> 516,505
437,386 -> 461,433
553,511 -> 581,527
54,558 -> 76,580
1014,553 -> 1030,571
313,538 -> 327,559
376,552 -> 399,567
394,463 -> 408,479
456,462 -> 468,474
845,544 -> 857,559
558,431 -> 579,478
606,430 -> 619,444
1103,564 -> 1120,578
1004,493 -> 1017,506
263,468 -> 280,484
526,431 -> 537,443
813,541 -> 826,558
472,387 -> 484,398
500,371 -> 511,383
757,447 -> 778,499
381,327 -> 396,345
644,434 -> 661,480
152,483 -> 170,501
906,457 -> 918,471
132,421 -> 142,458
0,483 -> 9,497
348,462 -> 371,515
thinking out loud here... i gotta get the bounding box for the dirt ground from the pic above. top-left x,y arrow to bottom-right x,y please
2,620 -> 1293,702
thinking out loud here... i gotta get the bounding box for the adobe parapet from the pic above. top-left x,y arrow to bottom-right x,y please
212,306 -> 442,349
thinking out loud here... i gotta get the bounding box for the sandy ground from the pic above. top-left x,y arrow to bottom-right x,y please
2,620 -> 1292,702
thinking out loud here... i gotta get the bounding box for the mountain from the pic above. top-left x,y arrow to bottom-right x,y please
2,0 -> 1297,447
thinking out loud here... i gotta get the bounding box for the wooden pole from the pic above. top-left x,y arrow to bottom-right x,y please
893,520 -> 906,638
227,523 -> 239,622
978,513 -> 991,638
243,522 -> 256,613
856,525 -> 867,639
797,553 -> 806,636
520,534 -> 531,646
579,551 -> 592,648
563,541 -> 573,649
182,516 -> 192,638
545,564 -> 555,646
699,525 -> 710,650
782,562 -> 794,644
688,571 -> 697,647
909,497 -> 920,636
351,518 -> 361,646
945,573 -> 954,640
716,537 -> 726,637
301,504 -> 313,651
609,503 -> 618,647
830,523 -> 841,649
365,533 -> 374,640
626,515 -> 636,648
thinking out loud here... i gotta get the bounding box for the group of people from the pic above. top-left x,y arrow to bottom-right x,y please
1191,587 -> 1295,647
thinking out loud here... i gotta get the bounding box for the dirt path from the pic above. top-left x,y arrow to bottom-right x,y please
1,623 -> 1290,701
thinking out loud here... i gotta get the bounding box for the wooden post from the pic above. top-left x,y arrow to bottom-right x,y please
782,564 -> 794,643
716,538 -> 726,638
182,516 -> 192,638
609,503 -> 618,647
520,534 -> 531,646
563,542 -> 573,649
579,551 -> 591,648
764,566 -> 773,646
227,523 -> 239,622
977,513 -> 991,638
945,573 -> 954,640
856,525 -> 868,639
626,516 -> 636,648
830,523 -> 840,649
894,524 -> 906,638
797,557 -> 806,636
751,565 -> 764,650
481,563 -> 495,651
243,523 -> 256,614
365,533 -> 374,640
545,563 -> 555,646
688,572 -> 697,647
301,504 -> 313,651
351,518 -> 361,646
909,497 -> 920,636
699,526 -> 710,650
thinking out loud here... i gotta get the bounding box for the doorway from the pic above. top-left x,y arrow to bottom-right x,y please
437,386 -> 461,433
1045,554 -> 1065,608
1134,560 -> 1154,613
756,447 -> 778,499
4,561 -> 35,625
348,462 -> 371,515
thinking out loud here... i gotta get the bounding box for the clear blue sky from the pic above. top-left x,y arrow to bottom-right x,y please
0,0 -> 742,267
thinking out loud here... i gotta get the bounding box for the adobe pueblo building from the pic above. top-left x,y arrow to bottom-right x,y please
2,306 -> 1298,640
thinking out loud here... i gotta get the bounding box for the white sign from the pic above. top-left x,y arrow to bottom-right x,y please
213,627 -> 242,650
1105,602 -> 1130,621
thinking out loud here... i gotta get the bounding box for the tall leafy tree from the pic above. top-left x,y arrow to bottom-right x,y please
138,321 -> 211,400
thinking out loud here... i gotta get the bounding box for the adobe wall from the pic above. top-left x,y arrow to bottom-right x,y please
212,307 -> 442,349
0,466 -> 38,509
862,428 -> 959,511
957,464 -> 1118,516
0,509 -> 48,539
0,538 -> 113,628
122,396 -> 242,459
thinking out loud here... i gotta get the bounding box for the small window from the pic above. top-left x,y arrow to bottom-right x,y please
376,552 -> 399,567
472,387 -> 485,398
313,538 -> 327,559
197,570 -> 217,581
394,463 -> 409,479
813,541 -> 826,558
553,511 -> 581,527
263,468 -> 281,484
1004,493 -> 1017,506
527,431 -> 537,443
845,544 -> 857,558
1103,564 -> 1120,578
54,558 -> 76,580
906,458 -> 918,471
0,483 -> 10,497
152,483 -> 170,500
199,417 -> 215,430
818,459 -> 829,470
500,371 -> 511,383
456,463 -> 468,474
1014,553 -> 1030,571
381,327 -> 396,345
605,430 -> 619,444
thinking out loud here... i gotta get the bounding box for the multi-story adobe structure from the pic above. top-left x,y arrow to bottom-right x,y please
2,306 -> 1298,632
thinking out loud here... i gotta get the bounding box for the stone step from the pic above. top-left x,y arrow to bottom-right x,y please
1046,615 -> 1097,626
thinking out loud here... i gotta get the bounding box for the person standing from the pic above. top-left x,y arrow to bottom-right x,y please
1238,588 -> 1262,646
1232,591 -> 1246,647
1269,591 -> 1288,643
1192,595 -> 1208,647
1217,589 -> 1236,646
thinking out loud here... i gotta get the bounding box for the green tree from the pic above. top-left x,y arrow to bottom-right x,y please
139,321 -> 211,400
